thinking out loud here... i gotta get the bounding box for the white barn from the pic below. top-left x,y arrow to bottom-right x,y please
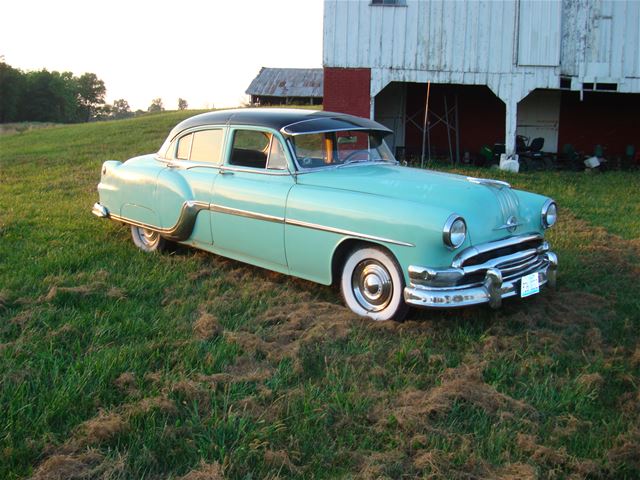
323,0 -> 640,162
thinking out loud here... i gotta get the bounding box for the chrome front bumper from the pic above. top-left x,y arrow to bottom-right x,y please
404,250 -> 558,309
92,202 -> 109,218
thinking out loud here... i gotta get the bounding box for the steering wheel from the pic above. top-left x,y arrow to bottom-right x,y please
342,150 -> 370,163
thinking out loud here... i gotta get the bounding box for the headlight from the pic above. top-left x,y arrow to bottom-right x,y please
443,214 -> 467,249
541,200 -> 557,228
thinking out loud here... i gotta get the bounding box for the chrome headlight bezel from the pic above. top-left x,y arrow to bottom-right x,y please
541,199 -> 557,229
443,214 -> 467,249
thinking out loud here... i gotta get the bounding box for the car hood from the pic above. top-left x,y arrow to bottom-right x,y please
297,164 -> 538,244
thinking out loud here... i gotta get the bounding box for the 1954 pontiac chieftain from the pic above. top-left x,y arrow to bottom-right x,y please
92,109 -> 558,321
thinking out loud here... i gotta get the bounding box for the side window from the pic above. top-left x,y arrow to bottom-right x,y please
229,130 -> 271,169
267,137 -> 288,170
191,129 -> 224,164
176,133 -> 193,160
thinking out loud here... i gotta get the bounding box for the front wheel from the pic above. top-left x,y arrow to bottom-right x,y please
130,225 -> 167,252
340,246 -> 408,321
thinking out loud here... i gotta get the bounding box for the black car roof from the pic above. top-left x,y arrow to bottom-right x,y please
166,108 -> 391,140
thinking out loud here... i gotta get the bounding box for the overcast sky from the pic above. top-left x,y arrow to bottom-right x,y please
1,0 -> 324,110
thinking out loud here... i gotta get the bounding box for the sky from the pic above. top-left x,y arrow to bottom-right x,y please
0,0 -> 324,111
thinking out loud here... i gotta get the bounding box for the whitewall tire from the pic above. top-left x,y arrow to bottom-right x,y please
130,225 -> 167,252
340,246 -> 408,321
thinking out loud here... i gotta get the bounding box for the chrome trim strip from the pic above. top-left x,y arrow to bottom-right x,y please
466,177 -> 511,188
109,200 -> 209,241
210,204 -> 284,223
452,233 -> 543,268
285,218 -> 415,247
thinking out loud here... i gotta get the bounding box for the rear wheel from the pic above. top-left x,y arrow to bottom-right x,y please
130,225 -> 167,252
340,246 -> 408,321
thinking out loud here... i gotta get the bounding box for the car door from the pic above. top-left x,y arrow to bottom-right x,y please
155,127 -> 226,244
211,127 -> 294,269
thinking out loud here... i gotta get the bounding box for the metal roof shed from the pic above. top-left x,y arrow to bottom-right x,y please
246,67 -> 324,106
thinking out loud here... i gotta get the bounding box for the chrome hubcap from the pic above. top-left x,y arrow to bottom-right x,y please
139,228 -> 159,246
352,260 -> 393,312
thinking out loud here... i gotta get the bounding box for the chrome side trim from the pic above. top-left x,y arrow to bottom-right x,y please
109,200 -> 209,241
99,200 -> 414,248
210,204 -> 284,224
285,218 -> 415,247
452,233 -> 543,268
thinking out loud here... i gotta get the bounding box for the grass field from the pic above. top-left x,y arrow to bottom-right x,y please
1,111 -> 639,479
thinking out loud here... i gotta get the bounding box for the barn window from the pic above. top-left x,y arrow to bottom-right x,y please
370,0 -> 406,6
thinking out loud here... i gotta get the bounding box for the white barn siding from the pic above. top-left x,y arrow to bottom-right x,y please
324,0 -> 640,156
324,0 -> 640,96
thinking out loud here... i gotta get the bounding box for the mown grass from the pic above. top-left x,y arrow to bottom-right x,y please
1,112 -> 639,479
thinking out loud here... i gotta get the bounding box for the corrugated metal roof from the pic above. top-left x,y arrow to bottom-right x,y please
246,67 -> 323,98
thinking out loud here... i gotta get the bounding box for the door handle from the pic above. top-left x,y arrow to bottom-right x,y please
218,170 -> 234,176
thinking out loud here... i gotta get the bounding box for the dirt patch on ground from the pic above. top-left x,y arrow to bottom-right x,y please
29,450 -> 125,480
178,460 -> 224,480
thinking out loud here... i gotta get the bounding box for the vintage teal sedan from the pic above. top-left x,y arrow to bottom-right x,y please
93,108 -> 558,321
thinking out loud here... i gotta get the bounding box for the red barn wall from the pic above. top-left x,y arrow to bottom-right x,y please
404,83 -> 505,157
323,67 -> 371,118
558,91 -> 640,156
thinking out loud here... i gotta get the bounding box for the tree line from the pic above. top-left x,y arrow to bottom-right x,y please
0,61 -> 190,124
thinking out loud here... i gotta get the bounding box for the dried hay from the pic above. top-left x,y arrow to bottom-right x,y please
29,450 -> 125,480
576,372 -> 604,391
113,372 -> 138,396
516,433 -> 568,466
356,450 -> 405,479
178,460 -> 225,480
193,311 -> 222,340
607,428 -> 640,471
494,462 -> 537,480
76,411 -> 127,445
263,449 -> 299,473
389,364 -> 534,429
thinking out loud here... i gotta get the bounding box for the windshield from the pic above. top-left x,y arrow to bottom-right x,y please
289,130 -> 396,169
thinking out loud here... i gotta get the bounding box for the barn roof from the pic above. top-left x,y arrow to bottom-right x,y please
245,67 -> 323,98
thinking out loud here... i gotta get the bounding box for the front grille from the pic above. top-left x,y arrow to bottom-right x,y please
455,234 -> 547,286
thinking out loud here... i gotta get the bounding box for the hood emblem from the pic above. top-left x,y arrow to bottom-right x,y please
495,215 -> 521,232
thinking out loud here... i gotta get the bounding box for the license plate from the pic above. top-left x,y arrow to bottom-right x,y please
520,272 -> 540,298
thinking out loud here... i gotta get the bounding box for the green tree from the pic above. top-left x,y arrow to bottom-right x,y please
111,99 -> 132,119
178,98 -> 188,110
20,69 -> 78,123
0,62 -> 25,122
75,72 -> 106,121
148,97 -> 164,113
